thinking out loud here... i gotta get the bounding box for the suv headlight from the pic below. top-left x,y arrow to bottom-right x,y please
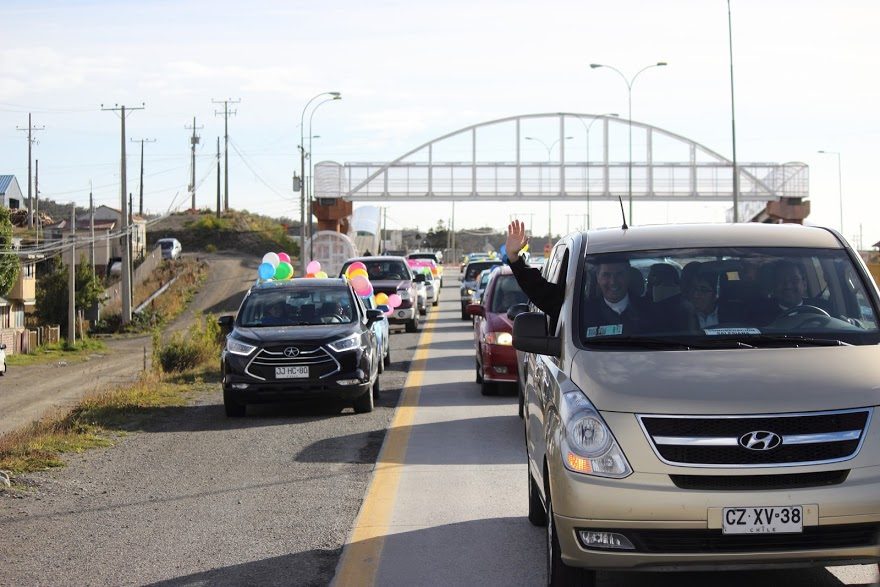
397,288 -> 411,301
226,338 -> 257,356
560,391 -> 632,478
485,332 -> 512,346
327,333 -> 361,352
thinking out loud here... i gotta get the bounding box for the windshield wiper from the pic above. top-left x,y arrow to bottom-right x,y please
741,334 -> 851,347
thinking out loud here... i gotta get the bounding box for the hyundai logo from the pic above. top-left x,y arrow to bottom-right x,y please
739,430 -> 782,451
283,347 -> 300,358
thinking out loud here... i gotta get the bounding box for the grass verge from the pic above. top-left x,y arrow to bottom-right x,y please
6,338 -> 108,368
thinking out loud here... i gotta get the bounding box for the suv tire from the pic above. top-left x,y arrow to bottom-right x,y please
480,380 -> 496,396
475,358 -> 483,383
223,390 -> 246,417
547,497 -> 596,586
384,346 -> 391,368
406,314 -> 420,333
354,384 -> 375,413
528,469 -> 547,526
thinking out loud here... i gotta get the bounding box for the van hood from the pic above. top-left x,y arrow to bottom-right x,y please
372,280 -> 409,295
570,346 -> 880,415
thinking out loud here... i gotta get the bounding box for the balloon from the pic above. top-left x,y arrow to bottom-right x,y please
348,268 -> 368,280
258,262 -> 275,280
357,282 -> 373,297
388,294 -> 402,308
274,261 -> 292,280
262,252 -> 280,268
347,261 -> 367,274
521,243 -> 530,253
315,271 -> 328,279
306,260 -> 321,274
277,252 -> 290,263
306,272 -> 316,278
351,275 -> 369,291
375,292 -> 389,305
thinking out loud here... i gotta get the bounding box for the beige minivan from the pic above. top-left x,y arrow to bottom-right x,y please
513,223 -> 880,585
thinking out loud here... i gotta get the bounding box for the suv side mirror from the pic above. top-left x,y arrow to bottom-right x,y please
217,315 -> 234,334
366,309 -> 384,324
414,273 -> 426,283
506,303 -> 530,320
513,312 -> 561,357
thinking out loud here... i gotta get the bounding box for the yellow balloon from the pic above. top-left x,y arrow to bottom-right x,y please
521,243 -> 530,253
315,271 -> 328,278
349,268 -> 369,280
375,293 -> 389,305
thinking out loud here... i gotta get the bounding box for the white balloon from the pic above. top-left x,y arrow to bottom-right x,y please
262,252 -> 280,268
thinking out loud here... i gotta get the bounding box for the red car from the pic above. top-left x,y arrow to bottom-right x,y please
466,265 -> 529,396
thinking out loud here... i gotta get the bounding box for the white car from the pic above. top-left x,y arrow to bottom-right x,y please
0,343 -> 7,375
157,238 -> 182,260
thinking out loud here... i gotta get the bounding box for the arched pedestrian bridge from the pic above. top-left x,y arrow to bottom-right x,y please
314,113 -> 807,206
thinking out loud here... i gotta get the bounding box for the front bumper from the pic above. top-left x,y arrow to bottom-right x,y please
223,370 -> 371,403
549,458 -> 880,571
388,306 -> 416,325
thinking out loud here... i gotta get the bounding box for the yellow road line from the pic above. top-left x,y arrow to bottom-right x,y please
332,310 -> 440,587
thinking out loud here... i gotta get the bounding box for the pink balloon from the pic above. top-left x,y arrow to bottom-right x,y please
277,252 -> 291,263
347,261 -> 367,275
306,260 -> 321,274
351,275 -> 369,291
388,294 -> 402,308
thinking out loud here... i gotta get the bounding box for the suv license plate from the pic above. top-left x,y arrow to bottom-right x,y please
722,506 -> 803,534
276,366 -> 309,379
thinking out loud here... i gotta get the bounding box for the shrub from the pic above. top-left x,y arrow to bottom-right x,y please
205,243 -> 217,253
156,313 -> 220,373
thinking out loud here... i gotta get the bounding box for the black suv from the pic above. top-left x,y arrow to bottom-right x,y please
218,278 -> 383,417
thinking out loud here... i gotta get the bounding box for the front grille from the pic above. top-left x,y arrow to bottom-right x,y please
670,470 -> 849,491
246,344 -> 338,381
620,524 -> 880,553
639,409 -> 871,467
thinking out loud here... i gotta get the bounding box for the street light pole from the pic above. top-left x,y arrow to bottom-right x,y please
590,62 -> 667,223
573,114 -> 618,229
298,91 -> 340,275
818,150 -> 844,234
307,95 -> 341,262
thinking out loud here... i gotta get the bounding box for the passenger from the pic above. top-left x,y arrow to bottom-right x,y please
263,300 -> 288,325
681,270 -> 744,329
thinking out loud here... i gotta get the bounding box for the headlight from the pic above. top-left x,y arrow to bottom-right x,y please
485,332 -> 513,345
464,288 -> 474,295
560,391 -> 632,478
397,288 -> 411,301
226,338 -> 257,356
327,333 -> 361,352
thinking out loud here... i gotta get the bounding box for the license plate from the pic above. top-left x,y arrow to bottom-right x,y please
275,366 -> 309,379
722,506 -> 803,534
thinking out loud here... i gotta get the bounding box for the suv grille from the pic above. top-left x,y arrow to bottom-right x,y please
246,344 -> 338,381
669,470 -> 849,491
639,409 -> 871,467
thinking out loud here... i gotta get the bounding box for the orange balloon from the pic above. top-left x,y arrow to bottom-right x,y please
349,268 -> 369,280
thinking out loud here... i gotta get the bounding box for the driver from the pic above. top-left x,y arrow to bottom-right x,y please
751,261 -> 829,325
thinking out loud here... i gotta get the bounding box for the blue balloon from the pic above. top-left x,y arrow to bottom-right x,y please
499,244 -> 508,263
258,262 -> 275,280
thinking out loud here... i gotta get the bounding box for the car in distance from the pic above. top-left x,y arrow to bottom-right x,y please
340,256 -> 425,333
218,278 -> 383,417
460,258 -> 503,320
514,223 -> 880,584
156,237 -> 182,260
362,294 -> 391,371
407,251 -> 443,287
466,265 -> 528,395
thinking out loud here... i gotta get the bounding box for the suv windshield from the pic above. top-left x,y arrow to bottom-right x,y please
343,259 -> 410,281
579,246 -> 880,346
239,287 -> 356,327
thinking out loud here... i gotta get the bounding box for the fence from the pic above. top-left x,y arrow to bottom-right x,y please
0,325 -> 60,354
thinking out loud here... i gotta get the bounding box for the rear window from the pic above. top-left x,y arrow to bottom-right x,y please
465,261 -> 502,281
489,275 -> 528,313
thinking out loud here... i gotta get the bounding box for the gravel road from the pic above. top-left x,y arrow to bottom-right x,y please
0,260 -> 440,586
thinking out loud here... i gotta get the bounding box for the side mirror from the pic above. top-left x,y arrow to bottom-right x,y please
513,312 -> 561,357
366,309 -> 384,324
0,343 -> 6,350
217,315 -> 234,334
506,303 -> 530,321
414,273 -> 426,283
466,303 -> 485,317
376,304 -> 390,313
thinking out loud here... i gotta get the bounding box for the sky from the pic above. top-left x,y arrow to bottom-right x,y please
1,0 -> 878,248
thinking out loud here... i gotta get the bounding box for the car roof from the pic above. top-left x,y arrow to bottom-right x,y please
345,256 -> 408,263
581,223 -> 842,253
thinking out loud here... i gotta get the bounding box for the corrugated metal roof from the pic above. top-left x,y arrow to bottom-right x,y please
0,175 -> 14,194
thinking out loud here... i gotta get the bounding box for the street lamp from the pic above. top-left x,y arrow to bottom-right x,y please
307,95 -> 341,261
525,135 -> 573,243
572,113 -> 618,229
590,61 -> 667,223
299,90 -> 341,275
818,150 -> 844,234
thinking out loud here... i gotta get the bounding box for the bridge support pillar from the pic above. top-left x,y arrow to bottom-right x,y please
312,197 -> 352,234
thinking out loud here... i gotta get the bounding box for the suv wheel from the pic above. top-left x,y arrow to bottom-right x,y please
460,304 -> 468,321
384,345 -> 391,368
528,469 -> 547,526
406,314 -> 420,333
372,375 -> 381,400
480,380 -> 496,396
547,497 -> 596,586
353,384 -> 375,413
223,389 -> 246,417
377,352 -> 385,374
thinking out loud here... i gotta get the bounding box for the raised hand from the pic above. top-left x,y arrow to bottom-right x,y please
506,219 -> 529,262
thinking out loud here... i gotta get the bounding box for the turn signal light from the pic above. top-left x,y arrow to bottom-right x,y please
566,452 -> 593,474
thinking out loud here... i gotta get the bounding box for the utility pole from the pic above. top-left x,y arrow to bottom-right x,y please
185,117 -> 202,210
102,103 -> 144,325
17,113 -> 45,230
216,137 -> 221,218
131,137 -> 155,216
212,98 -> 240,212
89,184 -> 95,270
34,159 -> 40,245
68,203 -> 76,346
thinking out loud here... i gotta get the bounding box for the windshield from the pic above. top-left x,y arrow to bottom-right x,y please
239,287 -> 356,327
343,259 -> 410,281
465,261 -> 502,281
160,242 -> 173,249
490,275 -> 528,314
578,247 -> 880,346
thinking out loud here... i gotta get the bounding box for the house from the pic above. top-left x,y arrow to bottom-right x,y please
0,249 -> 43,353
0,175 -> 23,210
45,205 -> 147,272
